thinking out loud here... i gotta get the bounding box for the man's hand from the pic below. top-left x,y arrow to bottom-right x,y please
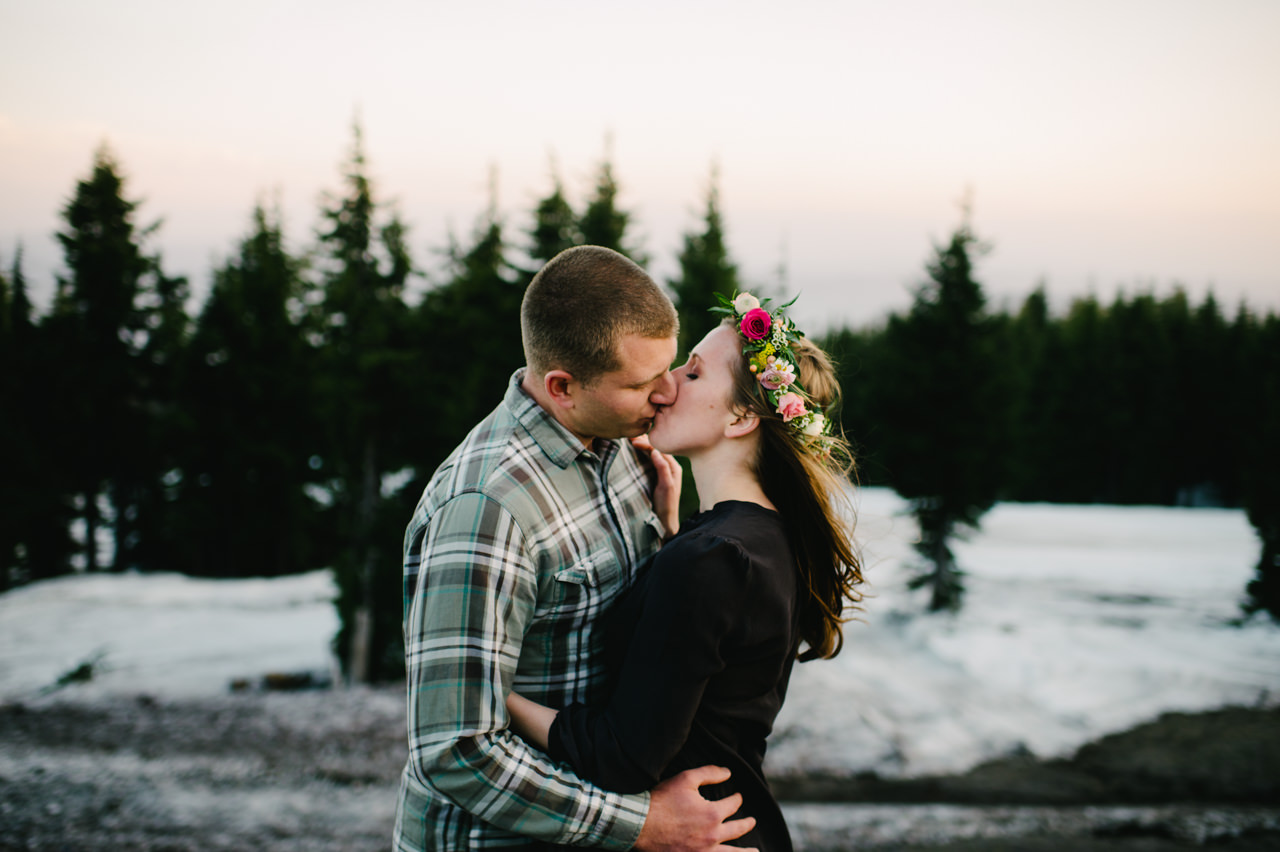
632,766 -> 756,852
631,434 -> 682,539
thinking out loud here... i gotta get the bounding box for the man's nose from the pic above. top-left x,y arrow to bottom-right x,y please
649,371 -> 677,406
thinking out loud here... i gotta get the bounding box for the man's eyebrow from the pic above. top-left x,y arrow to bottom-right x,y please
628,367 -> 670,389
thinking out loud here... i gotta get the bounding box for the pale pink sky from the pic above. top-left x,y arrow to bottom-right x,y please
2,0 -> 1277,329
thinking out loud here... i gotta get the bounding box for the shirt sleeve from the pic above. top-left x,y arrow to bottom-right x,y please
548,533 -> 750,793
403,491 -> 649,848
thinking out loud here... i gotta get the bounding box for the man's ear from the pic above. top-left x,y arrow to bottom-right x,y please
544,370 -> 577,410
724,409 -> 761,439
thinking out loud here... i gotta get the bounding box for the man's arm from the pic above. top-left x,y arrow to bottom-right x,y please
404,492 -> 645,849
505,692 -> 758,852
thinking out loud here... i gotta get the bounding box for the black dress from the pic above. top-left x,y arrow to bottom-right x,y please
548,501 -> 800,852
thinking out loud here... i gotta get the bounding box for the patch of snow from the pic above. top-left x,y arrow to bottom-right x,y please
2,489 -> 1277,781
0,570 -> 340,700
767,490 -> 1278,778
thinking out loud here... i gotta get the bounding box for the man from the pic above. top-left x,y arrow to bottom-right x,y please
395,246 -> 754,851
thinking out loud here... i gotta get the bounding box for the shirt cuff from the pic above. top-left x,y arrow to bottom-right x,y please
593,790 -> 650,851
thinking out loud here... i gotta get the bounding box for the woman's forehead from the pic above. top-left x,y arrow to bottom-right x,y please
692,325 -> 741,364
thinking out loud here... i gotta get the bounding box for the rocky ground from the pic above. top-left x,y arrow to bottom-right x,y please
1,686 -> 1278,851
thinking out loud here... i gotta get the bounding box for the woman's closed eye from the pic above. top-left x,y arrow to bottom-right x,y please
682,354 -> 701,380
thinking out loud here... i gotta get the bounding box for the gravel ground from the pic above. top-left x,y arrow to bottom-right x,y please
2,687 -> 1278,851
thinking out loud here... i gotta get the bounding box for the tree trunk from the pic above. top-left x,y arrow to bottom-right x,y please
928,518 -> 957,612
348,435 -> 379,683
83,488 -> 100,572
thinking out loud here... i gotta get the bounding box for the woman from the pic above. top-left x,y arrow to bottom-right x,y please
507,292 -> 864,850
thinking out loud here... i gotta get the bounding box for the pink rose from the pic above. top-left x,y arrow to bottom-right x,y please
739,308 -> 772,341
759,365 -> 796,391
776,392 -> 807,422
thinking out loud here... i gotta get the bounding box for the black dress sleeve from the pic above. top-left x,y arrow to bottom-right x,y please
547,533 -> 751,793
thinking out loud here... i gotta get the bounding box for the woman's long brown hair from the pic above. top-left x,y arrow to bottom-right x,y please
725,321 -> 864,661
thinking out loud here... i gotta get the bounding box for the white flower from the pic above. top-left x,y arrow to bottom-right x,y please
803,413 -> 826,436
733,292 -> 760,313
769,320 -> 788,348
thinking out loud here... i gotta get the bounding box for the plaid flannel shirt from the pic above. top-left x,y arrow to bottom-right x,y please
394,371 -> 665,851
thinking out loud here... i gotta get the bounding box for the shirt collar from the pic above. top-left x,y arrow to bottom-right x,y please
505,369 -> 617,469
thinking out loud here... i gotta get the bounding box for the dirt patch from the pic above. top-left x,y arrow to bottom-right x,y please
771,706 -> 1280,806
2,690 -> 1278,851
0,688 -> 405,852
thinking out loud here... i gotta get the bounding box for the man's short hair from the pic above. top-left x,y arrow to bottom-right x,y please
521,246 -> 678,385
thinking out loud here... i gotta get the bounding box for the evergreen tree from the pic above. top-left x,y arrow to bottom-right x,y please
1106,292 -> 1181,504
669,164 -> 741,358
171,203 -> 319,578
1034,294 -> 1115,503
521,159 -> 579,281
314,122 -> 416,682
0,253 -> 20,586
1180,293 -> 1234,505
873,210 -> 1011,611
665,164 -> 744,517
1241,311 -> 1280,621
0,248 -> 77,586
821,323 -> 887,487
0,252 -> 10,334
1002,287 -> 1056,500
578,142 -> 644,262
119,260 -> 191,571
424,173 -> 524,442
50,144 -> 181,572
1217,300 -> 1257,507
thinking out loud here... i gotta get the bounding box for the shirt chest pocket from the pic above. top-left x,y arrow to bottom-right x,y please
640,512 -> 666,554
535,549 -> 623,620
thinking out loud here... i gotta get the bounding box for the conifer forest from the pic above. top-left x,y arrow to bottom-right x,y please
3,127 -> 1277,681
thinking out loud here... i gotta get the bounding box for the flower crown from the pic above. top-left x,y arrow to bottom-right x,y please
711,291 -> 832,445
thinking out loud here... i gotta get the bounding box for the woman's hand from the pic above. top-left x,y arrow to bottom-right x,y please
506,691 -> 557,752
632,435 -> 682,539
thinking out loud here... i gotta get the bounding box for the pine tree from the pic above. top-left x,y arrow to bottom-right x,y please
1217,300 -> 1256,507
172,203 -> 319,578
50,144 -> 181,572
0,253 -> 10,335
1002,287 -> 1054,500
424,170 -> 524,440
1181,293 -> 1234,505
117,260 -> 191,571
0,253 -> 18,586
1241,311 -> 1280,621
314,122 -> 415,682
873,208 -> 1011,611
521,159 -> 579,280
669,164 -> 741,358
578,141 -> 644,262
1106,292 -> 1182,504
0,248 -> 77,586
821,323 -> 887,486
